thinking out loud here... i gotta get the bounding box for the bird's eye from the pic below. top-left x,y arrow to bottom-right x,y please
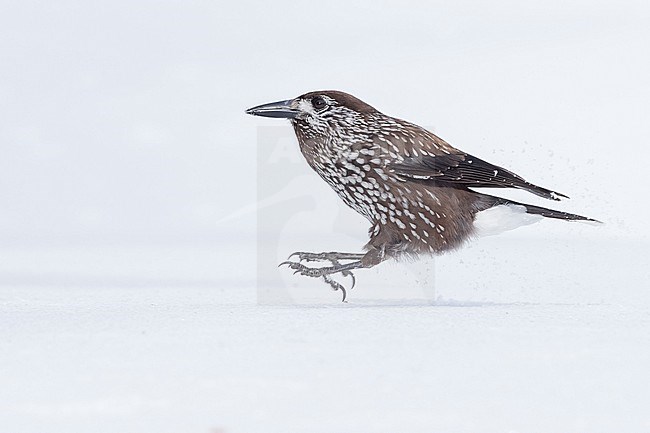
311,96 -> 327,110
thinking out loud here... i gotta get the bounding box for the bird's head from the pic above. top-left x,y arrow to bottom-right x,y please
246,90 -> 377,138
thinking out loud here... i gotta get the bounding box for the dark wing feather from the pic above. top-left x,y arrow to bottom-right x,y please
389,153 -> 568,201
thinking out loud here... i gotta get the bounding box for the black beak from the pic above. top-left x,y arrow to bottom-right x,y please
245,99 -> 299,119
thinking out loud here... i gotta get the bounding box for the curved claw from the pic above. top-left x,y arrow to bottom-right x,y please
322,275 -> 347,302
287,251 -> 318,262
347,272 -> 356,290
337,267 -> 356,291
278,261 -> 293,268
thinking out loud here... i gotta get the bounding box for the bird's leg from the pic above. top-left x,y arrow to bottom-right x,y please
322,274 -> 349,302
327,258 -> 355,289
279,248 -> 386,302
287,251 -> 365,263
279,259 -> 365,302
285,251 -> 363,288
286,251 -> 363,290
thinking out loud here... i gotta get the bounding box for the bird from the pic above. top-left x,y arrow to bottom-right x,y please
246,90 -> 598,301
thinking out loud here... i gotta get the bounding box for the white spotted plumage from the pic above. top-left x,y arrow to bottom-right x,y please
246,90 -> 596,300
283,90 -> 595,260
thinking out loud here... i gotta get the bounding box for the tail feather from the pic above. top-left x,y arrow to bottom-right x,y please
472,193 -> 600,237
519,183 -> 569,201
491,196 -> 600,223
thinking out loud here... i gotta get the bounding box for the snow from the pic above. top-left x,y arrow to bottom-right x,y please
1,238 -> 649,433
2,0 -> 650,432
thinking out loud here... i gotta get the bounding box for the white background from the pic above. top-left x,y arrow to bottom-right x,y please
1,1 -> 649,432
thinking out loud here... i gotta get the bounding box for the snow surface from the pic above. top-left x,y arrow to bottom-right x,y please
1,238 -> 649,433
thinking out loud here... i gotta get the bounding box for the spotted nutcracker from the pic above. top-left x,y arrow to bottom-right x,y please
246,91 -> 597,301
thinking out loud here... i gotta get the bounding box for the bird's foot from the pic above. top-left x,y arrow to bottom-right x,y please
286,251 -> 361,285
288,251 -> 365,263
279,254 -> 363,302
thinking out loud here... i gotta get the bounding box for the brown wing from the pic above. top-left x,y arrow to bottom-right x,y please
389,153 -> 568,201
